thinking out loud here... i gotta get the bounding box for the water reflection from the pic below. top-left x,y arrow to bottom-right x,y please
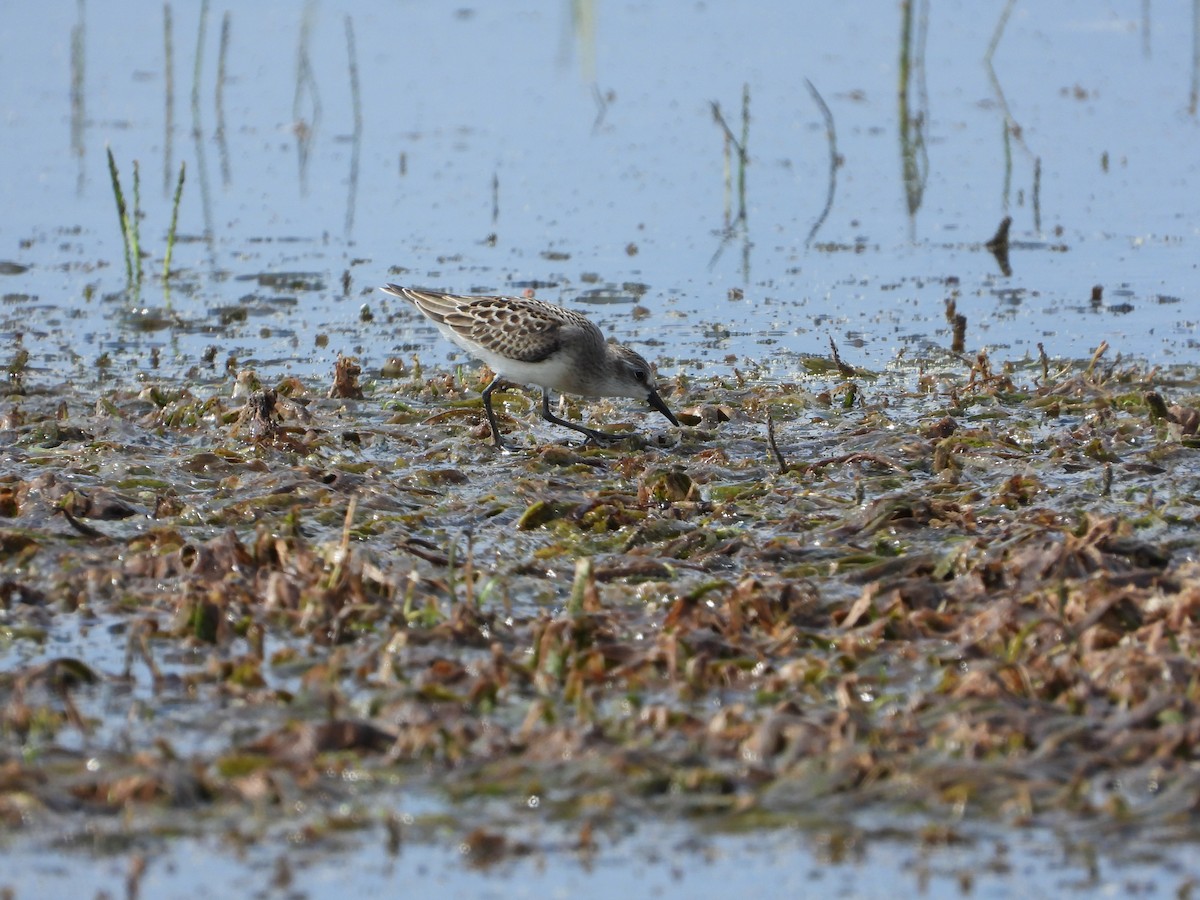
293,1 -> 321,197
709,85 -> 751,280
567,0 -> 597,84
898,0 -> 929,233
215,11 -> 232,187
1191,0 -> 1200,114
10,0 -> 1198,381
985,216 -> 1013,277
70,0 -> 86,195
591,84 -> 611,133
984,0 -> 1040,235
189,0 -> 216,258
163,4 -> 175,198
804,79 -> 838,247
344,14 -> 362,239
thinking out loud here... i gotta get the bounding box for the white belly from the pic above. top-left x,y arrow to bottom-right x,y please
438,326 -> 576,393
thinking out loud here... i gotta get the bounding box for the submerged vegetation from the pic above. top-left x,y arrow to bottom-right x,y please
1,344 -> 1198,875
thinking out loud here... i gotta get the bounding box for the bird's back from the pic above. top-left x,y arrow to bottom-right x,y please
382,285 -> 601,366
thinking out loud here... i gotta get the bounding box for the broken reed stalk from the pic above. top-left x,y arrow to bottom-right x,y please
985,215 -> 1011,253
444,537 -> 457,613
163,161 -> 186,283
402,570 -> 419,621
1085,341 -> 1109,379
828,336 -> 855,377
945,298 -> 968,354
951,309 -> 967,354
462,530 -> 475,607
766,411 -> 789,475
324,495 -> 357,591
568,556 -> 596,615
1143,391 -> 1171,422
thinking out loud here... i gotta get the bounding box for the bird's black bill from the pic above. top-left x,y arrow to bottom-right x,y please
647,389 -> 681,427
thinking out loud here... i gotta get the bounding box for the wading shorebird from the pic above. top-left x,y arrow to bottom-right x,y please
380,284 -> 680,449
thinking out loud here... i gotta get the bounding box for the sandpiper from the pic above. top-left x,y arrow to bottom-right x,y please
380,284 -> 680,449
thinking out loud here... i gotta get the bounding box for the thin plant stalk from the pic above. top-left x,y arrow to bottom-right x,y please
568,556 -> 593,616
105,147 -> 134,285
131,159 -> 143,287
163,161 -> 186,283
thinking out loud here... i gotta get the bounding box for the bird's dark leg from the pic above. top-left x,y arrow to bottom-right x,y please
481,375 -> 511,449
540,390 -> 624,444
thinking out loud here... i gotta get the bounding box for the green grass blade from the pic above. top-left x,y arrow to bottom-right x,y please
163,161 -> 186,283
131,159 -> 143,287
105,146 -> 133,285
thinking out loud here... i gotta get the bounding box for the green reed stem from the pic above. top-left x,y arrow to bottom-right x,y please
131,159 -> 143,288
163,161 -> 186,282
105,147 -> 133,285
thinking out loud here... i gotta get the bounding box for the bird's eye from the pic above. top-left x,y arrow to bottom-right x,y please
633,369 -> 647,383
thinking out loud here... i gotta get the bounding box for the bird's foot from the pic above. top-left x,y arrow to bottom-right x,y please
581,429 -> 636,447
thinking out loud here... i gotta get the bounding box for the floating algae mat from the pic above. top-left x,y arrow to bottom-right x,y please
1,344 -> 1199,894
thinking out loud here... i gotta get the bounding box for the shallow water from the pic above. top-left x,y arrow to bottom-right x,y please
2,1 -> 1198,386
7,817 -> 1197,900
3,1 -> 1200,896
